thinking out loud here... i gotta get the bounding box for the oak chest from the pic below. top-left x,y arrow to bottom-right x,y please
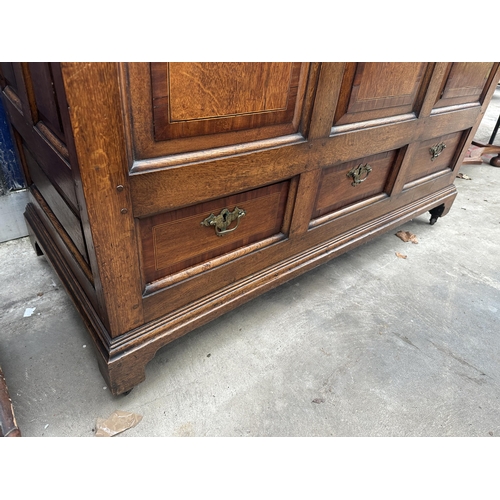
1,62 -> 498,394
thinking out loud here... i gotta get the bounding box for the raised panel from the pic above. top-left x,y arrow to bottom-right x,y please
28,62 -> 66,143
139,181 -> 290,284
22,144 -> 88,262
150,62 -> 307,144
0,62 -> 18,92
333,62 -> 428,126
434,63 -> 494,108
312,150 -> 397,219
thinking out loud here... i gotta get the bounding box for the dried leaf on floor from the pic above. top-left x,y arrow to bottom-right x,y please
457,172 -> 472,180
395,252 -> 407,259
395,230 -> 418,244
95,410 -> 143,437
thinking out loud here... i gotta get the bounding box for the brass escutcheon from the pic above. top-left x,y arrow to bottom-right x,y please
429,142 -> 446,161
347,163 -> 372,186
201,206 -> 246,237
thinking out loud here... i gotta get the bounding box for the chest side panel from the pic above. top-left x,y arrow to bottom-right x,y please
0,63 -> 89,263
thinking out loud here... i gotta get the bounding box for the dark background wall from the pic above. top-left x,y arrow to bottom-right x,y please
0,97 -> 25,195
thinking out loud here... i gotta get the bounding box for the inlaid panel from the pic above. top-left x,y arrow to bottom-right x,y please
434,63 -> 495,108
312,150 -> 398,219
151,62 -> 307,142
333,63 -> 428,126
404,131 -> 464,185
139,181 -> 290,284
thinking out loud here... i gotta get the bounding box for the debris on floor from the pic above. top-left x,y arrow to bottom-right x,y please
23,307 -> 36,317
95,410 -> 143,437
395,252 -> 407,259
457,172 -> 472,180
395,231 -> 418,244
312,398 -> 325,404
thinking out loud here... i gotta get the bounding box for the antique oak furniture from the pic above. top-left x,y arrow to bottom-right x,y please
1,62 -> 499,395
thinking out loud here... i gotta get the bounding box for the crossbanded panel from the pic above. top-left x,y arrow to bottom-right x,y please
434,63 -> 495,109
403,131 -> 464,185
151,62 -> 307,143
333,63 -> 428,127
139,181 -> 290,285
312,149 -> 398,219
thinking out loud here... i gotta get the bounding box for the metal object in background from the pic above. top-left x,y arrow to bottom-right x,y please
488,113 -> 500,145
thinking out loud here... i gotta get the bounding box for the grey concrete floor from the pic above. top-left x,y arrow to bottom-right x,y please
1,88 -> 500,439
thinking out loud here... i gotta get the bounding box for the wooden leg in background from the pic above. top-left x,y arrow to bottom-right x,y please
490,154 -> 500,167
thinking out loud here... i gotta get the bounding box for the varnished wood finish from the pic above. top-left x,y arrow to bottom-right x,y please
313,150 -> 397,218
152,63 -> 303,141
2,62 -> 499,395
28,62 -> 66,143
125,62 -> 311,163
333,62 -> 429,125
434,62 -> 495,108
403,131 -> 464,185
59,63 -> 144,337
22,146 -> 88,261
139,181 -> 290,283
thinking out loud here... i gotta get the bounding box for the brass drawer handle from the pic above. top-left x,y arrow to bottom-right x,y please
201,206 -> 246,237
429,142 -> 446,161
347,163 -> 372,186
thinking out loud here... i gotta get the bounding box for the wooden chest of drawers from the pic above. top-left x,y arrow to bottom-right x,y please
1,62 -> 498,394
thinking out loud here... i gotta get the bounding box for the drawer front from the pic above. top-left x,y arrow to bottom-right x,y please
139,181 -> 290,285
404,131 -> 464,185
312,149 -> 398,219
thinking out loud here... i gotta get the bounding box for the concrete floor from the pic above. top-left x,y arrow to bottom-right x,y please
1,88 -> 500,438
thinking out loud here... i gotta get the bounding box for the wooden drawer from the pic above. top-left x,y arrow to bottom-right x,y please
139,181 -> 291,285
404,131 -> 464,185
312,149 -> 399,219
